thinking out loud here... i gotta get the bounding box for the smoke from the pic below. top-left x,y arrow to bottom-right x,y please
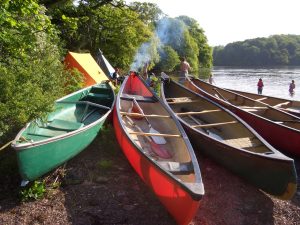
130,17 -> 186,72
130,42 -> 152,72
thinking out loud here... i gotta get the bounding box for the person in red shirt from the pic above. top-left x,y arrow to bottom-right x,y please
257,78 -> 264,94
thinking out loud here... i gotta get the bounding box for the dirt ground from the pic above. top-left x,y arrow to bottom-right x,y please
0,124 -> 299,225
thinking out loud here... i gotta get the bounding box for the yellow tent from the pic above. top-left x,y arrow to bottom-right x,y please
64,51 -> 108,87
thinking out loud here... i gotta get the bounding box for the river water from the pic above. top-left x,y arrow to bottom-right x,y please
200,67 -> 300,101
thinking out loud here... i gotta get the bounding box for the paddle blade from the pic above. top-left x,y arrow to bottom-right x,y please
149,127 -> 167,144
150,142 -> 172,159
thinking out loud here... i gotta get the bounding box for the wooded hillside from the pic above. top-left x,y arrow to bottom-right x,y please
213,35 -> 300,66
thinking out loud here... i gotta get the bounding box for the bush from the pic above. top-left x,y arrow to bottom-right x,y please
0,1 -> 83,144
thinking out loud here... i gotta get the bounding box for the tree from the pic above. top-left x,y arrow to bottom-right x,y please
0,0 -> 82,143
213,35 -> 300,66
156,45 -> 179,72
128,1 -> 165,25
43,0 -> 152,70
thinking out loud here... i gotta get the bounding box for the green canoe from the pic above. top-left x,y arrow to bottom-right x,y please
12,82 -> 115,181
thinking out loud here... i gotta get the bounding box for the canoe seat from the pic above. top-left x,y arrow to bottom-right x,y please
27,127 -> 67,137
157,161 -> 194,175
87,93 -> 111,99
121,94 -> 157,102
47,119 -> 84,131
223,137 -> 262,149
90,86 -> 111,95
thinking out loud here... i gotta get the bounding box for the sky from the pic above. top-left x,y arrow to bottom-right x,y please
126,0 -> 300,46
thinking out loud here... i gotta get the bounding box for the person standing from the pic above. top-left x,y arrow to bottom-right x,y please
112,67 -> 120,85
289,80 -> 296,96
149,72 -> 161,97
257,78 -> 264,94
179,57 -> 191,82
208,74 -> 215,84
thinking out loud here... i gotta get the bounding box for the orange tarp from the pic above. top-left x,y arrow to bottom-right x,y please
64,51 -> 108,87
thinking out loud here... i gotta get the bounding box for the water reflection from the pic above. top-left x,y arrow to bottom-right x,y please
197,67 -> 300,101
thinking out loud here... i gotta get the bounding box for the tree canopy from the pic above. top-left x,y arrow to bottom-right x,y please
0,0 -> 212,143
213,35 -> 300,66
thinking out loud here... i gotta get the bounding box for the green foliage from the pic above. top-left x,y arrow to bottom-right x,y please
213,35 -> 300,66
20,181 -> 46,201
157,45 -> 180,72
154,16 -> 212,73
46,1 -> 152,71
0,1 -> 83,143
129,2 -> 165,24
64,68 -> 85,94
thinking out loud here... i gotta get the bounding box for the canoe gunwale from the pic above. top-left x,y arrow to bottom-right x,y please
190,78 -> 300,132
161,79 -> 297,199
187,77 -> 300,156
12,83 -> 115,150
161,80 -> 291,160
115,75 -> 204,200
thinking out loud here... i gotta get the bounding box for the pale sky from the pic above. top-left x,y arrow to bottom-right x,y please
127,0 -> 300,46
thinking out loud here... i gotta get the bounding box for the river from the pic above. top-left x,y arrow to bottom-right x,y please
200,67 -> 300,101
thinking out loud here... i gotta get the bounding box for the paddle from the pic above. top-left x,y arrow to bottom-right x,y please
124,116 -> 172,159
131,98 -> 167,145
128,101 -> 143,120
213,88 -> 228,102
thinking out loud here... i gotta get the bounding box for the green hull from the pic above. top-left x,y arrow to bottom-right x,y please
16,120 -> 105,181
12,83 -> 114,181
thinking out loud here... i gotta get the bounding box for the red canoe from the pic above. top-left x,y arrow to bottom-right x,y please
113,72 -> 204,225
185,77 -> 300,157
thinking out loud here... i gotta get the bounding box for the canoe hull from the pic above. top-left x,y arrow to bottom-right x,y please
113,108 -> 200,225
162,80 -> 297,199
182,123 -> 297,198
113,73 -> 204,225
12,83 -> 115,181
16,119 -> 106,181
185,79 -> 300,157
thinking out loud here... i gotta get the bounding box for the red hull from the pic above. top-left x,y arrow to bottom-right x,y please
113,108 -> 200,225
113,73 -> 203,225
186,80 -> 300,157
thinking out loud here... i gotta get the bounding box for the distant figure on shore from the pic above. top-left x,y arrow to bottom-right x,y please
208,75 -> 215,84
179,57 -> 191,82
289,80 -> 295,96
112,67 -> 120,85
257,78 -> 264,94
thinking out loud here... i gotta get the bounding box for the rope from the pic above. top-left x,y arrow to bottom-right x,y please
0,140 -> 13,151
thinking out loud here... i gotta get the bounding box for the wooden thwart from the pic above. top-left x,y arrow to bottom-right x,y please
191,121 -> 237,128
273,101 -> 290,108
165,97 -> 192,100
255,97 -> 268,101
121,112 -> 170,118
129,131 -> 181,138
176,109 -> 221,116
166,97 -> 199,104
240,106 -> 268,109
